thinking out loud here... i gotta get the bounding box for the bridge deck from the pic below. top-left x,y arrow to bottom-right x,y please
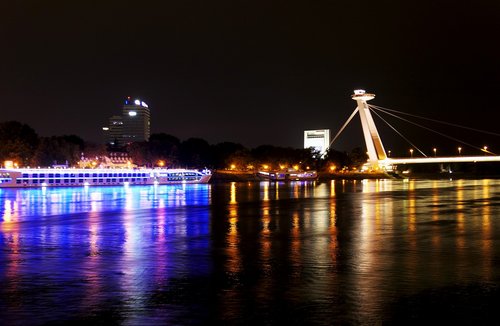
382,156 -> 500,165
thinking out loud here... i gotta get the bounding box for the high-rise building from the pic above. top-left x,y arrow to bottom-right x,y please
122,98 -> 151,144
304,129 -> 330,157
103,97 -> 151,147
106,115 -> 124,146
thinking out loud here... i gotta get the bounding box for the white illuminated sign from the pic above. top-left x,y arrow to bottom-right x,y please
134,99 -> 141,105
128,111 -> 137,116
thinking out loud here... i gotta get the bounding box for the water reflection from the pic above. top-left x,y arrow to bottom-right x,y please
1,179 -> 500,324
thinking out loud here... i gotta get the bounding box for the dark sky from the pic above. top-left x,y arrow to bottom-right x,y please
2,0 -> 500,155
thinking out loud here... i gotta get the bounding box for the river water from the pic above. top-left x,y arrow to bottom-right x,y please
1,179 -> 500,325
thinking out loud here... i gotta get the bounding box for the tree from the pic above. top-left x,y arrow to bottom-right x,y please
180,138 -> 211,168
31,135 -> 84,167
0,121 -> 39,167
211,142 -> 246,169
322,148 -> 350,171
127,141 -> 151,167
348,147 -> 369,169
148,133 -> 181,166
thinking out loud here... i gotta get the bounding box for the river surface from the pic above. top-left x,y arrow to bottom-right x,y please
1,179 -> 500,325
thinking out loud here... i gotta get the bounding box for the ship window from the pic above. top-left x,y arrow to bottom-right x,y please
92,173 -> 97,177
79,179 -> 83,183
39,179 -> 45,183
93,179 -> 97,183
70,179 -> 75,183
78,173 -> 83,177
33,179 -> 38,184
64,173 -> 69,177
49,179 -> 54,184
70,173 -> 76,178
85,173 -> 90,177
55,179 -> 60,184
112,178 -> 116,182
55,174 -> 61,178
22,173 -> 28,178
40,173 -> 45,177
49,173 -> 54,178
106,178 -> 110,182
64,179 -> 69,183
32,173 -> 38,178
131,178 -> 135,182
17,180 -> 21,184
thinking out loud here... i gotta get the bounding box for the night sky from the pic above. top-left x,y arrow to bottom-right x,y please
2,1 -> 500,155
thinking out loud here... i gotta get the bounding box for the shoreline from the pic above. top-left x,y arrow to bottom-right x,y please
210,170 -> 500,183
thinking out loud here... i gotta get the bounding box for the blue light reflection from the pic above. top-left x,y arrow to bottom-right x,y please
0,184 -> 212,324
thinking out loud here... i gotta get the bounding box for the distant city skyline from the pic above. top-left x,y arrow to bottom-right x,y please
2,1 -> 499,153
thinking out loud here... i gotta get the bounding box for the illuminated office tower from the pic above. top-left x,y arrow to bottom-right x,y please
122,97 -> 151,144
304,129 -> 330,157
103,97 -> 151,147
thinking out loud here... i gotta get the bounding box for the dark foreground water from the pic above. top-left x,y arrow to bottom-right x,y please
1,179 -> 500,325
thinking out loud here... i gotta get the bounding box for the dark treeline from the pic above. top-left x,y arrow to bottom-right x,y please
0,121 -> 367,171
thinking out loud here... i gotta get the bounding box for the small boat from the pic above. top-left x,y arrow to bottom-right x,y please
258,169 -> 318,181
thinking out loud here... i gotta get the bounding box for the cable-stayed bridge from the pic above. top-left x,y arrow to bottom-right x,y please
329,90 -> 500,171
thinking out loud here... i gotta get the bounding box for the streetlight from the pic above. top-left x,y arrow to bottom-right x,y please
458,147 -> 462,156
388,150 -> 391,157
483,146 -> 488,155
409,149 -> 413,158
433,148 -> 437,157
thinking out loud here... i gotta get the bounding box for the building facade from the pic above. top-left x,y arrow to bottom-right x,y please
304,129 -> 330,157
103,97 -> 151,147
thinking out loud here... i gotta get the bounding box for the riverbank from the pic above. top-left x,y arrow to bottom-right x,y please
210,170 -> 394,182
210,170 -> 500,182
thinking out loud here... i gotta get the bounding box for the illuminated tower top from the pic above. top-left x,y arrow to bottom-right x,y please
351,89 -> 375,101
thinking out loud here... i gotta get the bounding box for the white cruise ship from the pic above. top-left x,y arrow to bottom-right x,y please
0,167 -> 212,188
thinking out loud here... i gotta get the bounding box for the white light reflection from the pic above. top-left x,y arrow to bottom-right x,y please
3,199 -> 13,223
262,182 -> 269,201
230,182 -> 237,204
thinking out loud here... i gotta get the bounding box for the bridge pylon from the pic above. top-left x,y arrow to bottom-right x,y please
351,90 -> 387,169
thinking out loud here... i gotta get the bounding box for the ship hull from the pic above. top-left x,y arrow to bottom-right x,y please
0,168 -> 212,188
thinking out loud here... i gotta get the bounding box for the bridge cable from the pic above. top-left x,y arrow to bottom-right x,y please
369,105 -> 498,155
369,108 -> 427,157
369,104 -> 500,137
327,107 -> 359,150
